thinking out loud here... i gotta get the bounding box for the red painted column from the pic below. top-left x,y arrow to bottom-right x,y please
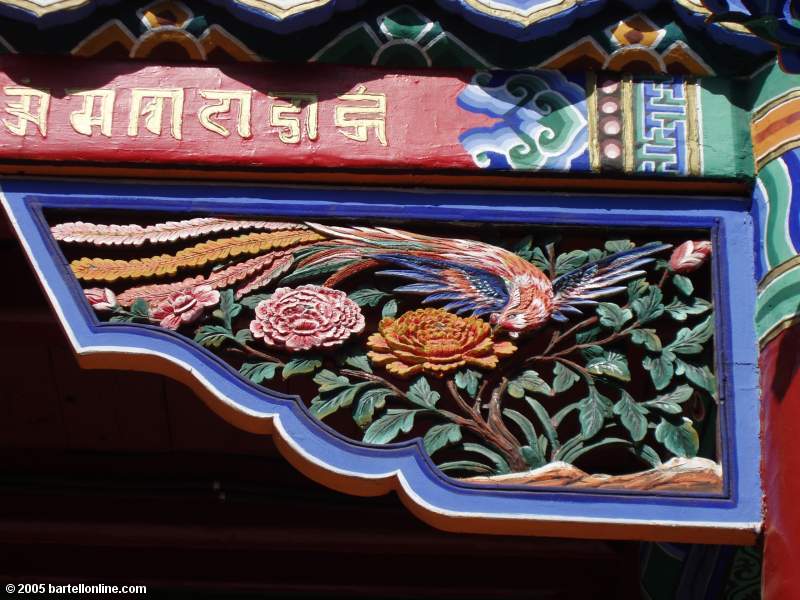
761,323 -> 800,599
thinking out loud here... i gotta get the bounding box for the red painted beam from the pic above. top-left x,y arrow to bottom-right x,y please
761,323 -> 800,599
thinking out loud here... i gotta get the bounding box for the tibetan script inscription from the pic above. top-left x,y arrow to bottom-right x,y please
1,84 -> 386,146
0,55 -> 488,173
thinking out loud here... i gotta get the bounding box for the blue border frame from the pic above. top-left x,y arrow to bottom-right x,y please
0,179 -> 762,537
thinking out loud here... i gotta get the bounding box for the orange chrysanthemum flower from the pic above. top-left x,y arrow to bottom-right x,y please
367,308 -> 516,378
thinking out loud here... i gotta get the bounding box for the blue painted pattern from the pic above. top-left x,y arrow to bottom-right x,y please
636,80 -> 689,175
457,70 -> 589,172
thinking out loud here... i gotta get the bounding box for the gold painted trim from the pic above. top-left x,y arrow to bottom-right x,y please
758,254 -> 800,292
672,0 -> 755,35
685,78 -> 702,177
586,71 -> 600,173
759,314 -> 800,349
0,0 -> 90,17
757,138 -> 800,171
460,0 -> 578,27
752,89 -> 800,123
226,0 -> 333,20
622,73 -> 635,173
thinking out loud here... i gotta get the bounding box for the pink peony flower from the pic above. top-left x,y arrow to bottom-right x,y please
152,285 -> 220,330
84,287 -> 117,311
668,240 -> 712,274
250,284 -> 365,351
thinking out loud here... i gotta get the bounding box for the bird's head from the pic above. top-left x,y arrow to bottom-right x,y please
490,307 -> 549,338
490,274 -> 554,337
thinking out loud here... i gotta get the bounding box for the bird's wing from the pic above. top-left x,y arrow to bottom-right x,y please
550,242 -> 671,322
293,223 -> 511,316
373,254 -> 509,317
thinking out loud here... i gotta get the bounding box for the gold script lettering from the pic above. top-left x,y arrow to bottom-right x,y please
2,86 -> 50,137
198,90 -> 252,138
269,93 -> 318,144
128,88 -> 184,140
334,85 -> 386,146
68,89 -> 115,137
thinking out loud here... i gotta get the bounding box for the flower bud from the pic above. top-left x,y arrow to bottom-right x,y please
668,241 -> 711,274
84,287 -> 117,311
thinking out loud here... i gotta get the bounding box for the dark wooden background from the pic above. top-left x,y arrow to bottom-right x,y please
0,221 -> 641,598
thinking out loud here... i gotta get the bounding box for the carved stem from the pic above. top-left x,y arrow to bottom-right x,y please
447,380 -> 527,472
228,343 -> 285,366
341,369 -> 408,401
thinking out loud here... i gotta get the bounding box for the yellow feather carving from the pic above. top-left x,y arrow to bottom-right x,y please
71,230 -> 323,281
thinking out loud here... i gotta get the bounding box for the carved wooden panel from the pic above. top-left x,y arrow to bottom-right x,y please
1,180 -> 761,543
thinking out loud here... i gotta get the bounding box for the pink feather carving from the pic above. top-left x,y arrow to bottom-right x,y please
116,250 -> 299,306
235,254 -> 294,299
52,218 -> 307,246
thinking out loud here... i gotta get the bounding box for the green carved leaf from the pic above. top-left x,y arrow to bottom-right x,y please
596,302 -> 633,331
586,248 -> 605,262
194,325 -> 234,348
630,328 -> 662,351
313,369 -> 350,392
511,234 -> 534,260
655,417 -> 699,458
642,385 -> 693,414
282,259 -> 355,284
631,287 -> 665,324
520,445 -> 546,469
310,382 -> 371,420
555,250 -> 588,275
503,408 -> 538,446
627,278 -> 650,303
578,386 -> 613,439
407,376 -> 440,408
613,390 -> 649,442
526,396 -> 561,453
666,316 -> 714,355
353,387 -> 393,427
586,352 -> 631,381
239,293 -> 271,310
508,370 -> 553,398
581,345 -> 605,360
438,461 -> 494,475
282,357 -> 322,379
454,369 -> 482,398
130,298 -> 151,319
605,239 -> 634,253
363,409 -> 420,444
629,444 -> 663,468
344,352 -> 373,373
381,299 -> 398,318
234,328 -> 253,344
463,443 -> 511,474
530,246 -> 550,271
213,289 -> 242,330
672,273 -> 694,296
239,361 -> 279,384
665,297 -> 712,321
348,287 -> 390,307
676,359 -> 717,396
575,326 -> 602,344
423,423 -> 462,456
553,362 -> 580,393
642,354 -> 675,390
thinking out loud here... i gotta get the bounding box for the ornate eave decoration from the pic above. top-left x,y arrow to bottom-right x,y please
0,0 -> 774,59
